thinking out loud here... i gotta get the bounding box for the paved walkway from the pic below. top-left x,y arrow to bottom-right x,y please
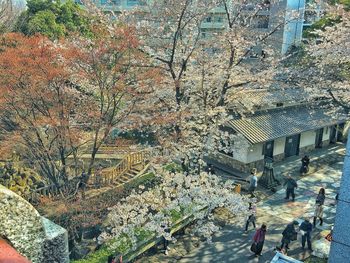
139,160 -> 343,263
251,144 -> 345,201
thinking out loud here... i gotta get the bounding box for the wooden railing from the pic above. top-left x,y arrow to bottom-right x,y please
89,149 -> 151,186
97,145 -> 132,154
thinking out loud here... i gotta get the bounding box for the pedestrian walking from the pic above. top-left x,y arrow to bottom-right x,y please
161,221 -> 171,255
300,155 -> 310,174
207,164 -> 215,175
251,224 -> 267,257
95,164 -> 103,187
79,171 -> 88,199
284,175 -> 298,201
248,168 -> 258,197
245,203 -> 257,232
299,218 -> 313,251
314,188 -> 325,227
279,221 -> 299,253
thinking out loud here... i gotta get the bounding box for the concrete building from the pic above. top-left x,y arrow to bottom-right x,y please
329,131 -> 350,262
303,0 -> 324,31
88,0 -> 309,55
93,0 -> 148,12
214,89 -> 348,173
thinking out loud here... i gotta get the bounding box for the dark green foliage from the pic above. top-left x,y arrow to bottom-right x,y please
15,0 -> 91,39
329,0 -> 350,10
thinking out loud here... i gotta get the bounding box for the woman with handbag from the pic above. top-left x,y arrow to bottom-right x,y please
251,224 -> 267,256
314,188 -> 325,227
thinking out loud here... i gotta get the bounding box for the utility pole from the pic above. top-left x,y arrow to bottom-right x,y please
329,132 -> 350,262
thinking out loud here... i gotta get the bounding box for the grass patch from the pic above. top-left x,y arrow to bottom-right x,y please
163,163 -> 182,172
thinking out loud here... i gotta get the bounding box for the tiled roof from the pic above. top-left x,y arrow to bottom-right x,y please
227,105 -> 348,144
227,88 -> 312,109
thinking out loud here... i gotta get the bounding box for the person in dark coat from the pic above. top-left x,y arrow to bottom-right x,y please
314,188 -> 326,226
300,218 -> 313,250
284,175 -> 298,201
300,155 -> 310,174
245,203 -> 257,232
252,224 -> 267,256
79,171 -> 88,199
280,221 -> 299,251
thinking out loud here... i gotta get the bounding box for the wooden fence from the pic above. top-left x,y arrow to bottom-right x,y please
89,149 -> 150,186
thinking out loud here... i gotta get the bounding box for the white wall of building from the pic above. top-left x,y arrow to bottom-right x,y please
273,137 -> 286,156
231,134 -> 250,163
300,130 -> 316,148
246,143 -> 264,163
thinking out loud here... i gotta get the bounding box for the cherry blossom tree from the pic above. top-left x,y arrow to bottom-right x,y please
118,0 -> 288,170
306,6 -> 350,110
279,4 -> 350,115
99,169 -> 249,254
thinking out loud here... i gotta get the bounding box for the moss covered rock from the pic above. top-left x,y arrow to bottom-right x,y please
0,161 -> 43,197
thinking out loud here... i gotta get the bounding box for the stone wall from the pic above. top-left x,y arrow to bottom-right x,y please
322,139 -> 330,148
42,218 -> 69,263
298,144 -> 315,156
215,152 -> 264,173
0,185 -> 46,262
273,153 -> 285,162
0,185 -> 69,263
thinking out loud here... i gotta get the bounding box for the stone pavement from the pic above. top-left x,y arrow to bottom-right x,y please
138,161 -> 343,263
252,144 -> 345,201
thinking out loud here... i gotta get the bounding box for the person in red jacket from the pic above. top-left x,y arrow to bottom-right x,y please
252,224 -> 267,256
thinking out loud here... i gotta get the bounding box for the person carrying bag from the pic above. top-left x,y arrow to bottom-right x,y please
251,224 -> 267,257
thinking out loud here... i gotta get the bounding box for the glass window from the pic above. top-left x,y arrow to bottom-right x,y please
110,0 -> 121,4
127,0 -> 139,6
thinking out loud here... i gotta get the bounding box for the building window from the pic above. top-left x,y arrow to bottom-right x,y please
110,0 -> 121,4
276,102 -> 283,107
255,15 -> 269,29
127,0 -> 139,6
215,16 -> 223,23
206,16 -> 212,23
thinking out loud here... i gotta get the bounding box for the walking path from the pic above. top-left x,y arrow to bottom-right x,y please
138,145 -> 345,263
176,162 -> 341,263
